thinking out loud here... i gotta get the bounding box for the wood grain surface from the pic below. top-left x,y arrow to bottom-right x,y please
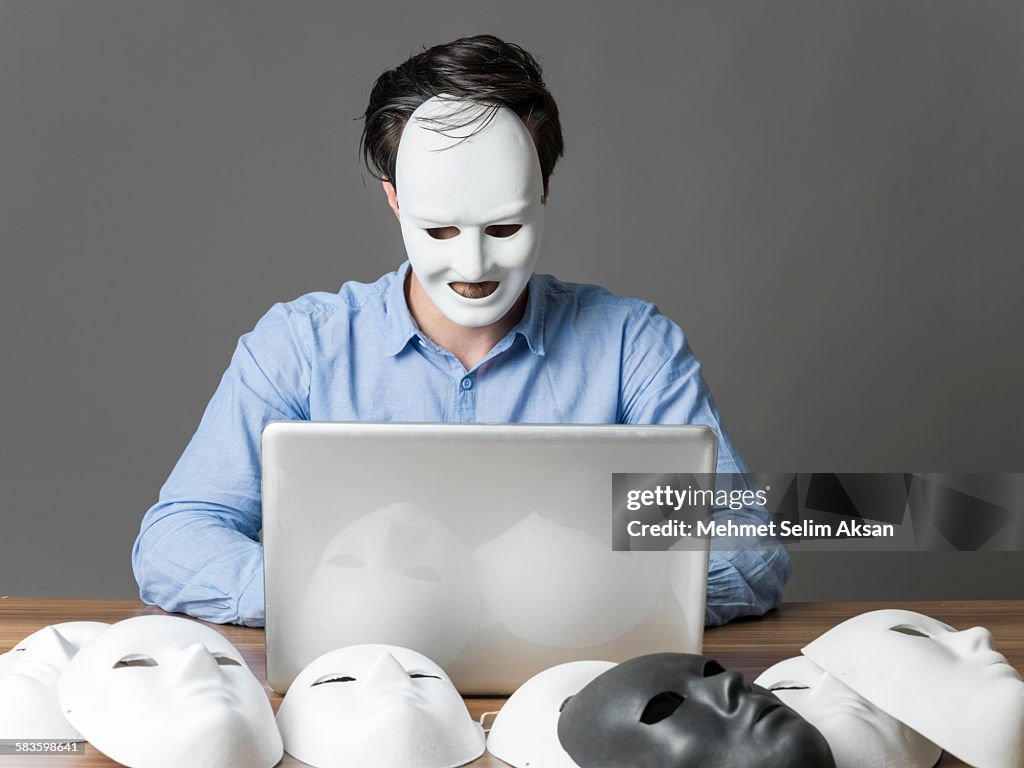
2,597 -> 1021,766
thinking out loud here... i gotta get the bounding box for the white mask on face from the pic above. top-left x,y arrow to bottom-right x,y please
487,660 -> 616,768
56,615 -> 282,768
473,511 -> 667,647
0,621 -> 108,740
277,644 -> 485,768
297,502 -> 480,666
803,609 -> 1024,768
755,656 -> 941,768
396,97 -> 545,328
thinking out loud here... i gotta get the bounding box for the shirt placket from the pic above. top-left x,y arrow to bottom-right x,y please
455,370 -> 476,422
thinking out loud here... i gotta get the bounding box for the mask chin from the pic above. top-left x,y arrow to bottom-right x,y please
417,268 -> 535,329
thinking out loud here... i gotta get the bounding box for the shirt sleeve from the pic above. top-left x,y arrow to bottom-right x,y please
131,303 -> 312,626
620,302 -> 791,626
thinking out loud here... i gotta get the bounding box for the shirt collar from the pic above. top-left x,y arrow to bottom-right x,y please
382,261 -> 546,357
512,271 -> 546,356
382,261 -> 420,356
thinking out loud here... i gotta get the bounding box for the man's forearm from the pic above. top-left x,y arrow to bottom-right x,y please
132,505 -> 266,626
704,503 -> 792,626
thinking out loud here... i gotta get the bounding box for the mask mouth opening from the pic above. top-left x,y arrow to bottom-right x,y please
640,691 -> 685,725
449,281 -> 499,299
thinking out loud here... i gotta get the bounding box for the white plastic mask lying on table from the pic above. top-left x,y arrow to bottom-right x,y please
755,656 -> 941,768
56,615 -> 282,768
803,609 -> 1024,768
0,621 -> 108,740
277,643 -> 485,768
486,660 -> 616,768
395,96 -> 546,328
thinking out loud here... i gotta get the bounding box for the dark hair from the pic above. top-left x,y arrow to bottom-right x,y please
361,35 -> 564,190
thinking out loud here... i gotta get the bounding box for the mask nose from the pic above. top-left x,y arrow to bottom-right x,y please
364,651 -> 413,691
22,626 -> 76,666
715,670 -> 748,715
167,643 -> 222,682
947,625 -> 995,655
450,230 -> 489,282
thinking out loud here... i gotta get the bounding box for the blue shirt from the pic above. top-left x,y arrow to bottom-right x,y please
132,262 -> 790,627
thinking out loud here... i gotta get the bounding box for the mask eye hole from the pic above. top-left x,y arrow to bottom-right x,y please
312,674 -> 357,686
640,691 -> 685,725
328,553 -> 365,568
113,655 -> 158,669
409,673 -> 441,680
426,226 -> 460,240
702,660 -> 726,677
484,224 -> 522,238
890,624 -> 930,637
404,565 -> 442,582
214,654 -> 242,667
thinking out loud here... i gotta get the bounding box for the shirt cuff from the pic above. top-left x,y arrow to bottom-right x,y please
234,557 -> 266,627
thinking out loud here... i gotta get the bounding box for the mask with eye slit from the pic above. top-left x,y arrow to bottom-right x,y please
56,615 -> 282,768
803,608 -> 1024,768
0,621 -> 108,740
276,643 -> 485,768
395,96 -> 545,329
755,656 -> 941,768
297,502 -> 480,666
557,653 -> 836,768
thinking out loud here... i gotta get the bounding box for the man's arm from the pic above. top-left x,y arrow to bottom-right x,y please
132,302 -> 312,626
621,302 -> 791,626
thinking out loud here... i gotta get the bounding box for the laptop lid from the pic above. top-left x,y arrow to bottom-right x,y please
262,422 -> 716,694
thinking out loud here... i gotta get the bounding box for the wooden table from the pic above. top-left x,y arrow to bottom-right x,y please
2,598 -> 1021,766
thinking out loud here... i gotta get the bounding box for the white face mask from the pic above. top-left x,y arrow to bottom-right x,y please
487,660 -> 616,768
0,621 -> 108,740
56,615 -> 282,768
396,97 -> 545,328
277,643 -> 485,768
803,609 -> 1024,768
473,511 -> 667,647
297,502 -> 480,666
755,656 -> 941,768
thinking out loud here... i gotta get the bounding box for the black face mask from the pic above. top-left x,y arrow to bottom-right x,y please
557,653 -> 835,768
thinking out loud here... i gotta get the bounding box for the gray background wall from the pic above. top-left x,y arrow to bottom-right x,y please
2,1 -> 1022,603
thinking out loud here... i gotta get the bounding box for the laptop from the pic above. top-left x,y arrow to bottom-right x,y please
262,422 -> 716,694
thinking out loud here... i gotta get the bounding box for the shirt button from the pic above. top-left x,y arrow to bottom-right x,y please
461,377 -> 474,390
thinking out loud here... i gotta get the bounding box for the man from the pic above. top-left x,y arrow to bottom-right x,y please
132,34 -> 790,628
